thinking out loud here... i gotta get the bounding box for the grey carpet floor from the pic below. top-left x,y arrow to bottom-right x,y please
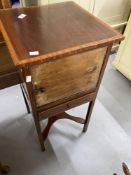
0,54 -> 131,175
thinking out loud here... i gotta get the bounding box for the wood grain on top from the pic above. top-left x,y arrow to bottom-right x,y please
0,1 -> 123,67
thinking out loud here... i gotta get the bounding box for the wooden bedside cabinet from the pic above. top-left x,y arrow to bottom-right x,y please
0,2 -> 124,151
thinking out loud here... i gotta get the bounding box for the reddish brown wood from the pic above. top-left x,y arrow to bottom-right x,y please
0,2 -> 123,67
0,2 -> 124,151
83,100 -> 95,132
0,45 -> 16,74
0,1 -> 2,8
42,112 -> 85,141
0,11 -> 19,88
21,66 -> 45,151
83,44 -> 113,132
0,33 -> 4,45
0,71 -> 20,89
0,0 -> 11,46
31,47 -> 107,107
0,37 -> 20,90
1,0 -> 11,8
39,92 -> 96,120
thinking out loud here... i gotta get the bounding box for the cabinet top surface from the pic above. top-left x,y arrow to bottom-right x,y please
0,1 -> 123,67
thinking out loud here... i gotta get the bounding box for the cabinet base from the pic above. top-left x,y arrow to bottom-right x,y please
42,112 -> 85,142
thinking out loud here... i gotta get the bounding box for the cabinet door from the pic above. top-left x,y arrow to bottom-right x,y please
93,0 -> 131,26
31,47 -> 107,107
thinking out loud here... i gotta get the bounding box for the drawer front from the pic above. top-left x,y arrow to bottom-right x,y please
39,92 -> 96,120
31,47 -> 107,107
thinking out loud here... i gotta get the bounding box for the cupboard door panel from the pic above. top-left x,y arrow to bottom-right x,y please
31,47 -> 107,107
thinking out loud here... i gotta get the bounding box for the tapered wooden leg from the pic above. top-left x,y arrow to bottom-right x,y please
20,84 -> 30,114
33,113 -> 45,151
21,67 -> 44,151
83,100 -> 95,132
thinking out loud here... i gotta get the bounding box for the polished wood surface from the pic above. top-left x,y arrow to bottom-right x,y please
31,47 -> 107,107
0,2 -> 124,151
0,2 -> 123,67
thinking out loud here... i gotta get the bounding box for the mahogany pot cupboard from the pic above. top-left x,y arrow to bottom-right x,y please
0,2 -> 123,150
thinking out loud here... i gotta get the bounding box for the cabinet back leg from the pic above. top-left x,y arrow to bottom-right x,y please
33,113 -> 45,151
83,100 -> 95,132
20,84 -> 31,114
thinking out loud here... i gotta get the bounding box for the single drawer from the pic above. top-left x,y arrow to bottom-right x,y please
39,92 -> 96,120
31,47 -> 107,107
